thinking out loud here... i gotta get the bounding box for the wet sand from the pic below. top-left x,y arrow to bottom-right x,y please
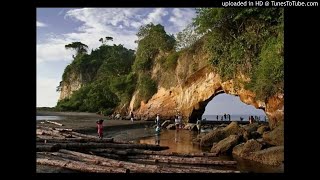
36,111 -> 155,141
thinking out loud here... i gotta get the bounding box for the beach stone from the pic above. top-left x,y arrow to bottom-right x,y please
248,146 -> 284,166
243,122 -> 259,133
200,122 -> 245,147
210,135 -> 241,154
233,144 -> 284,166
232,139 -> 262,157
257,125 -> 270,135
262,121 -> 284,145
166,124 -> 176,130
200,129 -> 226,147
250,131 -> 261,139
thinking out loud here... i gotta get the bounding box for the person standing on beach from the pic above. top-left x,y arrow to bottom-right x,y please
155,114 -> 160,126
216,115 -> 219,121
96,119 -> 104,139
130,111 -> 134,123
196,119 -> 202,133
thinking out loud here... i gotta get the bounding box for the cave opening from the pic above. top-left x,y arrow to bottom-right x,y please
189,93 -> 267,123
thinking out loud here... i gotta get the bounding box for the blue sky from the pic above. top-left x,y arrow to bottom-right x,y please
36,8 -> 265,116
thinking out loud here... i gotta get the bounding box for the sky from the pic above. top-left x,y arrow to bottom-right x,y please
36,8 -> 265,116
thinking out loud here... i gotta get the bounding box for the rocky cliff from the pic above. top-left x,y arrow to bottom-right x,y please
59,41 -> 283,129
129,42 -> 283,128
59,71 -> 85,100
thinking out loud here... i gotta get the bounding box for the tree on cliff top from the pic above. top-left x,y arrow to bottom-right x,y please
65,42 -> 88,57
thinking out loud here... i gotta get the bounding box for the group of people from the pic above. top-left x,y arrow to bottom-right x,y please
216,114 -> 231,121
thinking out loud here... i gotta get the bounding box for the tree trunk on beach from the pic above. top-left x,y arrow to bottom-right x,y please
37,158 -> 129,173
37,150 -> 239,173
36,138 -> 114,143
127,154 -> 237,165
36,142 -> 169,152
90,148 -> 218,157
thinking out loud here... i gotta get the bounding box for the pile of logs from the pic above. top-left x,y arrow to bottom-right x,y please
36,126 -> 240,173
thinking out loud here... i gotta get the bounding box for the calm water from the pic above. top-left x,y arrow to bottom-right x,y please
139,129 -> 283,173
36,116 -> 64,121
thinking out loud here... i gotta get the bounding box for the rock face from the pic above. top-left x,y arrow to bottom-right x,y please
131,61 -> 283,128
59,72 -> 85,100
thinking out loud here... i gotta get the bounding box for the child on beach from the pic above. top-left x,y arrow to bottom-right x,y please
96,119 -> 104,139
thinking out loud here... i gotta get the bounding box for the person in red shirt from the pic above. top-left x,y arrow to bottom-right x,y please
96,119 -> 104,139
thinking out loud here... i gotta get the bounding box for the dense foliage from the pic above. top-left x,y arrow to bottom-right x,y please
132,23 -> 176,108
56,43 -> 136,114
193,8 -> 284,99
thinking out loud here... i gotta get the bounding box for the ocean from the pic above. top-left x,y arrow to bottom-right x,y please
202,114 -> 267,122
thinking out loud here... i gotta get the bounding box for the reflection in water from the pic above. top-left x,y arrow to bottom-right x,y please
139,128 -> 284,173
140,129 -> 203,153
155,133 -> 160,145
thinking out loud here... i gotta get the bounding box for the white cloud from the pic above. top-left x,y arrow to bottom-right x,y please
143,8 -> 169,25
167,8 -> 196,34
37,8 -> 197,106
37,21 -> 48,27
37,77 -> 60,107
37,41 -> 73,64
37,8 -> 197,64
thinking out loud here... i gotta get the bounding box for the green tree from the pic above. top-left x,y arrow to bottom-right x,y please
176,23 -> 202,50
65,42 -> 88,57
193,8 -> 284,100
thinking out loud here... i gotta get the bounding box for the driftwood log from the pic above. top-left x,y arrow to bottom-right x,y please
90,148 -> 218,157
36,126 -> 241,173
37,150 -> 240,173
37,142 -> 169,152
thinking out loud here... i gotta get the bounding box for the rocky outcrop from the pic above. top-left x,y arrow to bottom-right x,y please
130,58 -> 283,127
59,72 -> 85,100
232,139 -> 263,157
262,122 -> 284,146
232,139 -> 283,166
200,122 -> 244,147
210,135 -> 240,154
257,125 -> 270,135
248,146 -> 284,166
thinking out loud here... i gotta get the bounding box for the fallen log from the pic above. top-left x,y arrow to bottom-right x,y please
127,155 -> 237,165
37,142 -> 169,152
37,158 -> 129,173
36,138 -> 114,144
69,132 -> 100,139
57,150 -> 239,173
37,144 -> 62,152
90,148 -> 218,157
45,120 -> 63,126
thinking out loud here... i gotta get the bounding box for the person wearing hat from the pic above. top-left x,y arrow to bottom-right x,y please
96,119 -> 104,139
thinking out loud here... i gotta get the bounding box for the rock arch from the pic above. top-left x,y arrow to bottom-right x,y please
134,66 -> 283,129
